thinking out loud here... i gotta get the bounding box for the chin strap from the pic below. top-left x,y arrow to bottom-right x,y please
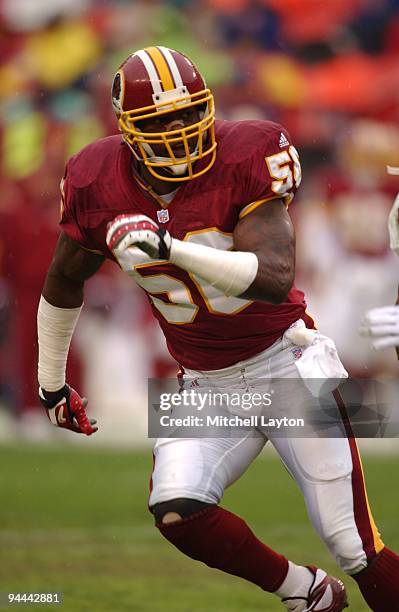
149,158 -> 189,176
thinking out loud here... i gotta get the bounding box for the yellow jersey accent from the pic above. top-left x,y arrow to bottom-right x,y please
239,196 -> 277,219
81,246 -> 103,255
284,193 -> 294,207
305,308 -> 319,330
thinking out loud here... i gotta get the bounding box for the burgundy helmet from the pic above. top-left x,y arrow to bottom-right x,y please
112,46 -> 216,182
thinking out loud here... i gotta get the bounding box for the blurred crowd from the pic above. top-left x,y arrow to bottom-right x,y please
1,0 -> 399,428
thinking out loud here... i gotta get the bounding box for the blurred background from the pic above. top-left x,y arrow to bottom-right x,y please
1,0 -> 399,442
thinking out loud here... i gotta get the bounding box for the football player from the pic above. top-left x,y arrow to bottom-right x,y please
361,173 -> 399,351
37,47 -> 399,611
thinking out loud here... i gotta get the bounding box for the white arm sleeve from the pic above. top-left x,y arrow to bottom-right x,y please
169,239 -> 259,297
37,295 -> 82,391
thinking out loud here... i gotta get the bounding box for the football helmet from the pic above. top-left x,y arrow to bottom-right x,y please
112,46 -> 216,182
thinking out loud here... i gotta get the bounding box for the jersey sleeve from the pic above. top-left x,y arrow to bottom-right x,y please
59,162 -> 93,250
240,125 -> 302,219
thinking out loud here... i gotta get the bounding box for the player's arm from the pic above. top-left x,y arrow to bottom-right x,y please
232,199 -> 294,303
105,200 -> 294,305
360,186 -> 399,353
38,232 -> 104,434
43,232 -> 105,307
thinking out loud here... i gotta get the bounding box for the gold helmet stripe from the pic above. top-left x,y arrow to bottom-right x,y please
158,46 -> 184,88
144,46 -> 175,91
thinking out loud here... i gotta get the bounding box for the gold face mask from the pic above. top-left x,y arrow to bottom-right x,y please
118,88 -> 217,182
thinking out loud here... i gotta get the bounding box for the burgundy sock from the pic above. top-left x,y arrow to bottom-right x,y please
158,505 -> 288,592
353,547 -> 399,611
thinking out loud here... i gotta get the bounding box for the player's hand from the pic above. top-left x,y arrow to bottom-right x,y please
106,214 -> 171,260
39,384 -> 98,435
360,305 -> 399,350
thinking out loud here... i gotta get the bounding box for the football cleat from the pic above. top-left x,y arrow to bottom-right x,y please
282,567 -> 348,612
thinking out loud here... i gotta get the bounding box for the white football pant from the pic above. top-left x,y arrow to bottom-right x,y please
149,323 -> 384,575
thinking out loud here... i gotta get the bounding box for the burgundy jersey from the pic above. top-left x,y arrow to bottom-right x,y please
60,119 -> 313,370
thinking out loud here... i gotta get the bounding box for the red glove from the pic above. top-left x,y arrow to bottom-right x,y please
39,384 -> 98,436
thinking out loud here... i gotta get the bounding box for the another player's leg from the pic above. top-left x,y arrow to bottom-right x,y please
149,436 -> 347,611
271,406 -> 399,612
332,392 -> 399,611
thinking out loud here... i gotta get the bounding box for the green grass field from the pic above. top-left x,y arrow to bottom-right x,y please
0,444 -> 398,612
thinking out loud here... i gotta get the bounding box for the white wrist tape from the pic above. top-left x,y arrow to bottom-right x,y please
37,295 -> 82,391
169,239 -> 258,297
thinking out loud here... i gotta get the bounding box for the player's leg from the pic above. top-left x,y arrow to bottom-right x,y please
149,435 -> 323,602
334,392 -> 399,612
263,322 -> 399,610
270,405 -> 399,612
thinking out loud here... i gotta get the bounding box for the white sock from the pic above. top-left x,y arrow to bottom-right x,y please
274,561 -> 313,599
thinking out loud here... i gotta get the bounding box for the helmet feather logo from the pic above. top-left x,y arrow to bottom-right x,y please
112,71 -> 124,116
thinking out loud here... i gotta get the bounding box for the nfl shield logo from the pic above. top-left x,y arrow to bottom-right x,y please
157,209 -> 170,223
292,347 -> 303,360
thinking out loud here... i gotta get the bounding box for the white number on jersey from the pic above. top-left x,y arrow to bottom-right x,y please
115,229 -> 253,324
265,145 -> 301,197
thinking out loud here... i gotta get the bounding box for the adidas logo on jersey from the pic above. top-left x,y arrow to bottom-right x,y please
279,132 -> 290,148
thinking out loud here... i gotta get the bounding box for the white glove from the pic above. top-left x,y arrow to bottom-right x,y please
106,214 -> 172,260
360,305 -> 399,349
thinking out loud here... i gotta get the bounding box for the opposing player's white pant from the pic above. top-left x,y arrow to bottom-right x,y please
149,323 -> 384,575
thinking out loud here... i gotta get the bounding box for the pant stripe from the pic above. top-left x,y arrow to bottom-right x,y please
353,439 -> 385,555
333,389 -> 384,559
